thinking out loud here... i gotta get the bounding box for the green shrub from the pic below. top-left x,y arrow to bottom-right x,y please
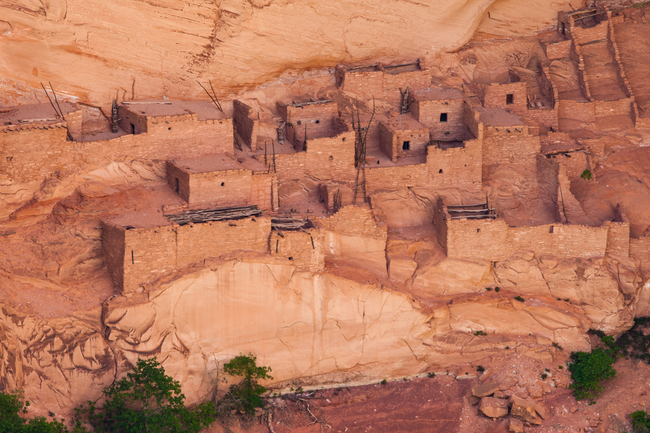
0,389 -> 70,433
568,336 -> 617,402
427,373 -> 435,378
631,410 -> 650,432
514,296 -> 525,302
541,373 -> 548,380
380,379 -> 388,385
474,330 -> 487,336
581,169 -> 592,180
476,365 -> 485,373
75,358 -> 215,433
494,287 -> 500,292
219,354 -> 273,416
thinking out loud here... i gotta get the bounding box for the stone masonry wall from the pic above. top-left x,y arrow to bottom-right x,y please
482,82 -> 528,114
77,117 -> 234,166
233,100 -> 259,151
317,205 -> 387,239
482,126 -> 540,174
413,98 -> 467,141
445,218 -> 612,261
251,171 -> 276,211
166,162 -> 191,202
606,221 -> 630,258
108,217 -> 272,294
187,169 -> 253,208
270,229 -> 325,272
174,217 -> 271,269
1,125 -> 70,183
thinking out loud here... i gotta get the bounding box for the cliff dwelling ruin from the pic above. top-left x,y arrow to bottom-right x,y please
3,0 -> 650,431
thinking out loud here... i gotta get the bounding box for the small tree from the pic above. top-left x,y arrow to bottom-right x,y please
220,354 -> 273,416
0,389 -> 70,433
568,335 -> 617,402
75,358 -> 215,433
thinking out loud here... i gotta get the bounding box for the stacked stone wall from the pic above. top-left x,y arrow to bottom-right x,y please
545,40 -> 572,60
107,217 -> 272,294
606,221 -> 630,257
270,229 -> 325,272
233,100 -> 259,151
166,162 -> 191,202
318,205 -> 387,239
251,172 -> 275,211
482,127 -> 540,172
122,225 -> 178,294
413,98 -> 467,140
482,82 -> 528,114
445,218 -> 612,261
174,217 -> 270,268
366,134 -> 482,193
77,118 -> 234,166
0,126 -> 70,182
188,169 -> 253,208
66,110 -> 84,140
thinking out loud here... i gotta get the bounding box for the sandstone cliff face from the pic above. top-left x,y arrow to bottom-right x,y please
0,0 -> 579,109
0,258 -> 604,415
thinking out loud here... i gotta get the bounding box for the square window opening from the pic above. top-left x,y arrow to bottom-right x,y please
440,113 -> 448,122
506,94 -> 514,105
402,141 -> 410,151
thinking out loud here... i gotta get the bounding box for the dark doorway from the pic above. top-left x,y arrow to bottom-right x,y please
174,178 -> 179,193
130,123 -> 136,134
440,113 -> 448,122
506,94 -> 514,105
402,141 -> 410,150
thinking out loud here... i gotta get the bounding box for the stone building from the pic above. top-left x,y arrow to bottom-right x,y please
166,153 -> 278,211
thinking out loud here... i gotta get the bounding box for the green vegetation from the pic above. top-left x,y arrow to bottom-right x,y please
514,296 -> 525,302
553,342 -> 563,350
631,410 -> 650,432
476,365 -> 485,373
0,390 -> 70,433
494,287 -> 500,292
581,169 -> 592,180
541,373 -> 548,380
568,335 -> 617,403
380,379 -> 388,385
75,358 -> 215,433
486,287 -> 492,291
427,372 -> 436,378
218,353 -> 273,416
474,330 -> 487,336
633,1 -> 649,9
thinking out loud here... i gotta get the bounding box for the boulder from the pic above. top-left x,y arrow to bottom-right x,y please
509,418 -> 525,433
510,395 -> 543,425
472,381 -> 500,398
479,397 -> 509,419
